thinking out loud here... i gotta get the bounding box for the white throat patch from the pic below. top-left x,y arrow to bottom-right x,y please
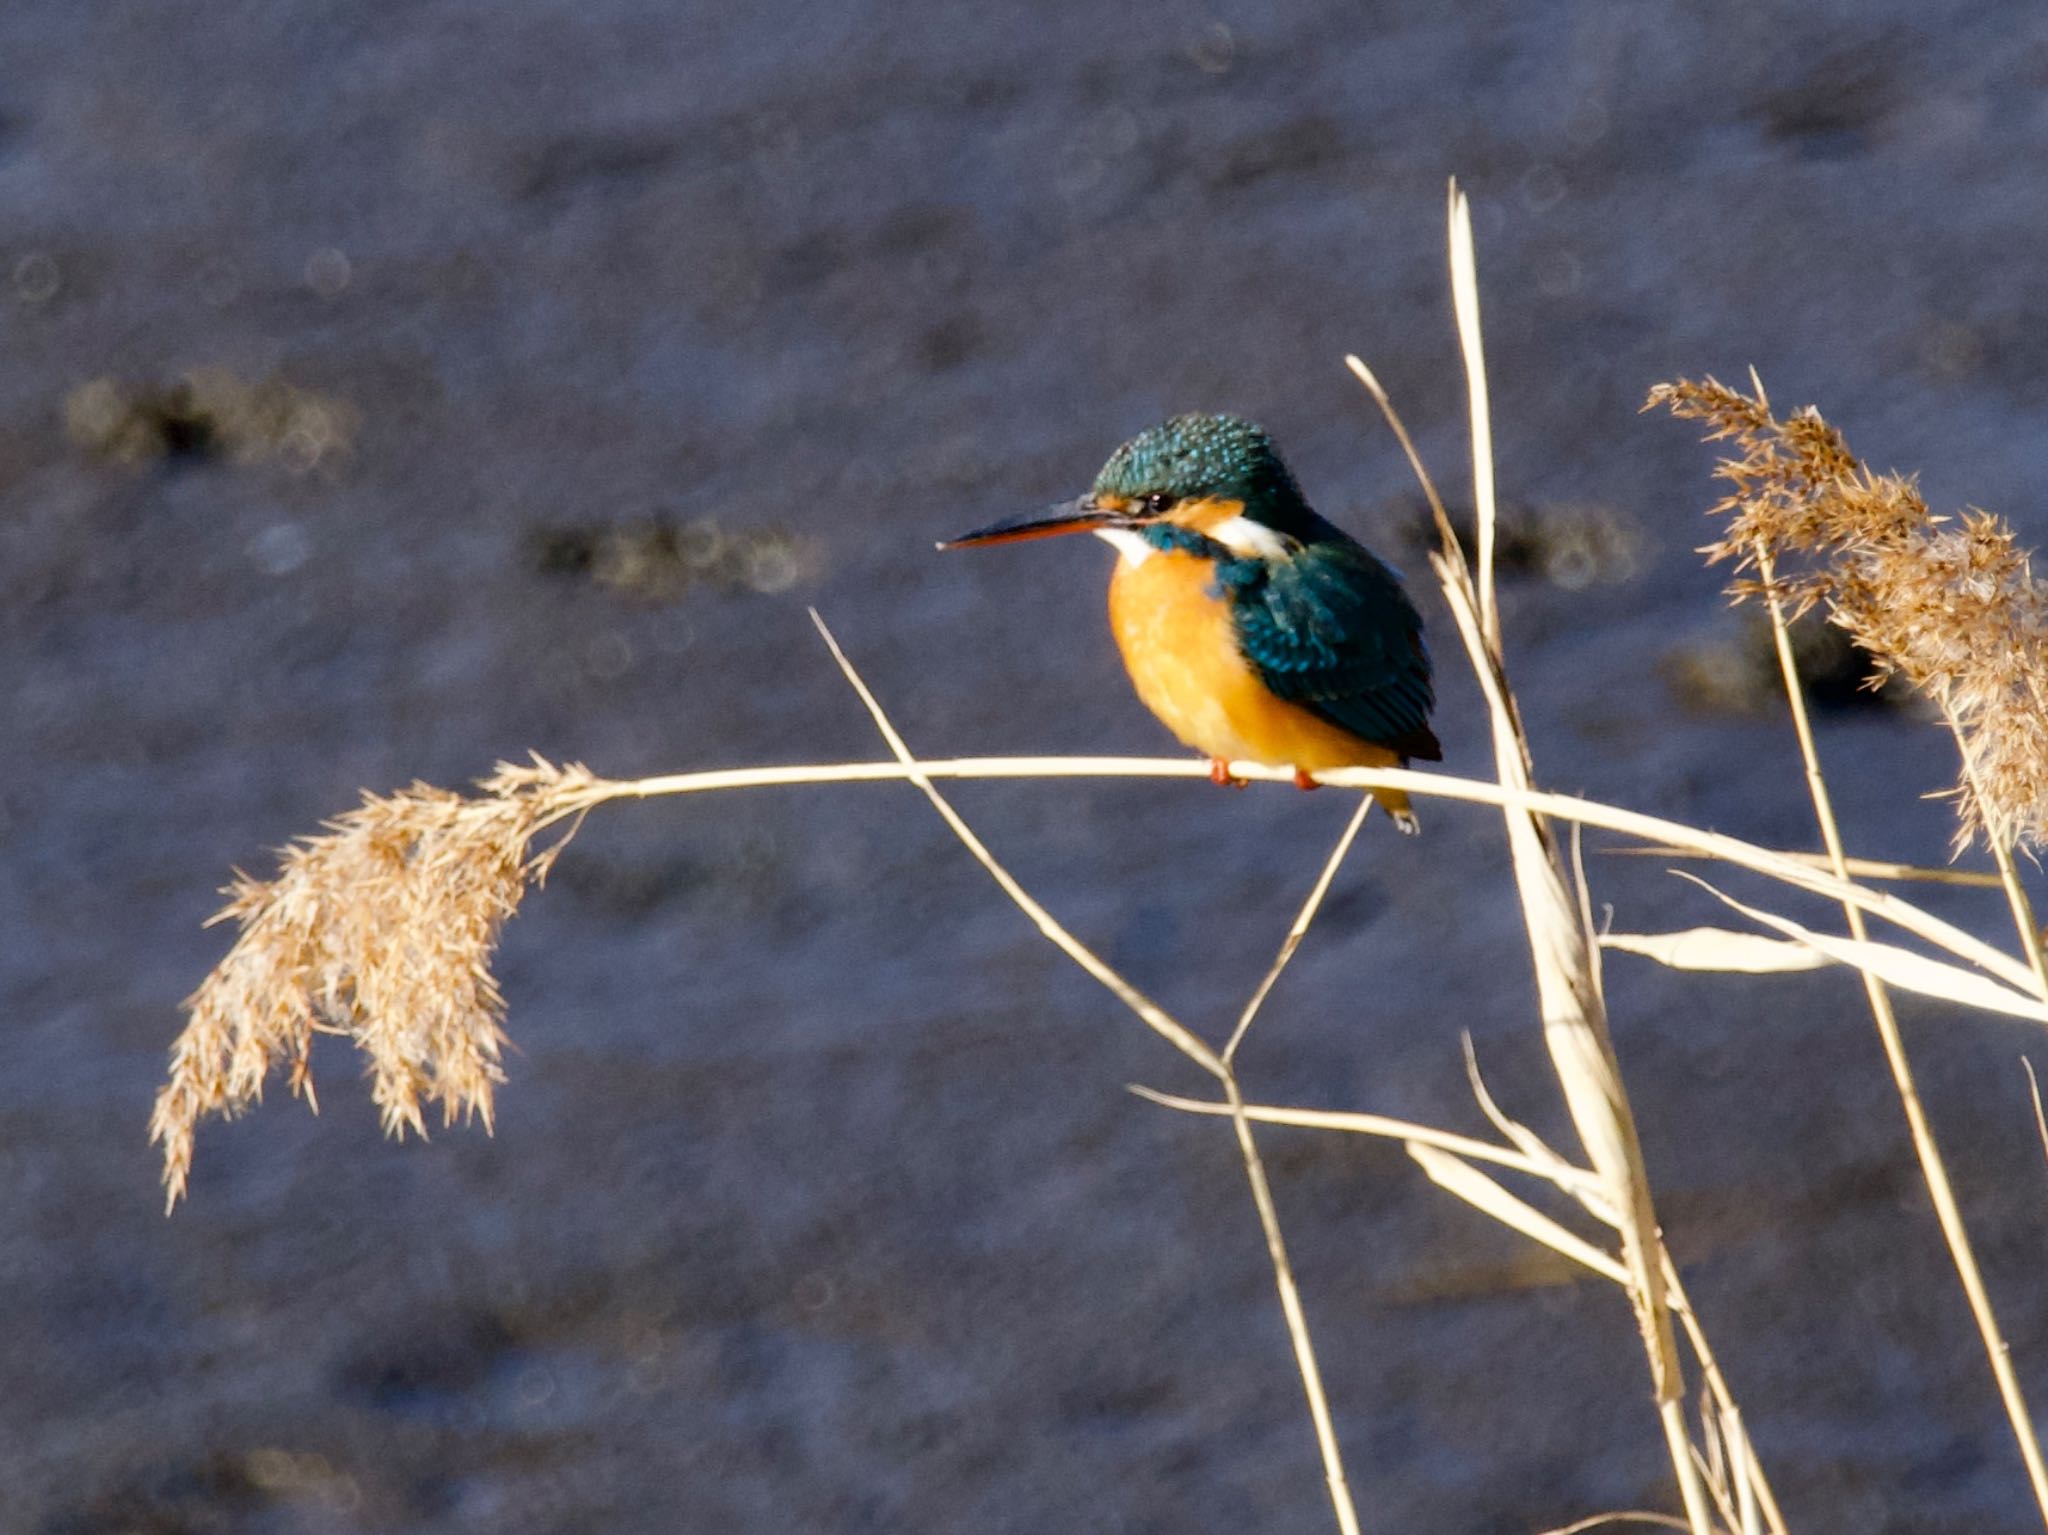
1094,527 -> 1154,566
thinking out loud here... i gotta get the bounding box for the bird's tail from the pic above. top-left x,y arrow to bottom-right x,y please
1372,786 -> 1421,836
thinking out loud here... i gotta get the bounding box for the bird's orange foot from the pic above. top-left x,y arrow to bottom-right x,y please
1292,768 -> 1320,791
1208,757 -> 1248,789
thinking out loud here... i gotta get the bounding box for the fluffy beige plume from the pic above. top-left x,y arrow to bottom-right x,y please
150,757 -> 603,1211
1652,376 -> 2048,853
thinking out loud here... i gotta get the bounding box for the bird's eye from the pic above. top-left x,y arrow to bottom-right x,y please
1142,492 -> 1174,514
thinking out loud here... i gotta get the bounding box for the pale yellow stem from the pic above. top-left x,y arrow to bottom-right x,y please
2026,1060 -> 2048,1173
1345,355 -> 1465,564
1441,187 -> 1697,1533
1223,1073 -> 1363,1535
1129,1086 -> 1605,1193
1535,1516 -> 1690,1535
1659,1256 -> 1789,1535
1946,711 -> 2048,1001
809,619 -> 1224,1079
1759,548 -> 2048,1528
1992,836 -> 2048,993
1658,1396 -> 1717,1535
1605,846 -> 2003,889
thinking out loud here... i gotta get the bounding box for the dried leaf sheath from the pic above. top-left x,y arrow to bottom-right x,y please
1652,376 -> 2048,852
150,759 -> 602,1211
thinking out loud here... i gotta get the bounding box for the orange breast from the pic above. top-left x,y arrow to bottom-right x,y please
1106,549 -> 1400,775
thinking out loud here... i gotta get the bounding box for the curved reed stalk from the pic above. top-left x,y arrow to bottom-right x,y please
155,748 -> 2048,1214
1754,543 -> 2048,1522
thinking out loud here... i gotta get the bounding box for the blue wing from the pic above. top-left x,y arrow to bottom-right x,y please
1221,539 -> 1440,761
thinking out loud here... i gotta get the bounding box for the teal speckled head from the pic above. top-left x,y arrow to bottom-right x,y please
1091,414 -> 1313,528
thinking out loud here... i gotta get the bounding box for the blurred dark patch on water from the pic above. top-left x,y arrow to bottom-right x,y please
6,1 -> 2048,1531
63,369 -> 354,469
1662,615 -> 1918,719
1383,496 -> 1644,589
528,512 -> 818,602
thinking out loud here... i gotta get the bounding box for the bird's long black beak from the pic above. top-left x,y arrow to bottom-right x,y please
937,496 -> 1131,551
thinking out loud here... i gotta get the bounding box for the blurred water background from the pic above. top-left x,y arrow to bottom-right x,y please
6,2 -> 2048,1530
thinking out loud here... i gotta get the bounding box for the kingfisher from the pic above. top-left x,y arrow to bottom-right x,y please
941,413 -> 1439,830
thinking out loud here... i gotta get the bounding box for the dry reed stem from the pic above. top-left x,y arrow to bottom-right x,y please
1657,1400 -> 1714,1535
1725,1402 -> 1762,1535
558,753 -> 2047,992
1442,187 -> 1704,1532
1755,547 -> 2048,1525
1344,355 -> 1469,571
1377,182 -> 1715,1533
2027,1059 -> 2048,1173
1570,825 -> 1610,1014
1604,846 -> 2004,889
1460,1035 -> 1617,1215
806,614 -> 1225,1083
1219,1075 -> 1360,1535
806,610 -> 1360,1535
1693,1405 -> 1750,1535
1127,1087 -> 1605,1192
1945,711 -> 2048,1001
1661,1263 -> 1785,1535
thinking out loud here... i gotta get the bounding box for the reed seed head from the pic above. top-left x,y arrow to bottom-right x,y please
1652,376 -> 2048,853
151,757 -> 602,1211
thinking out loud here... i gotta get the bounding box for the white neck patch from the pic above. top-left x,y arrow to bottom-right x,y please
1094,527 -> 1154,566
1207,514 -> 1293,559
